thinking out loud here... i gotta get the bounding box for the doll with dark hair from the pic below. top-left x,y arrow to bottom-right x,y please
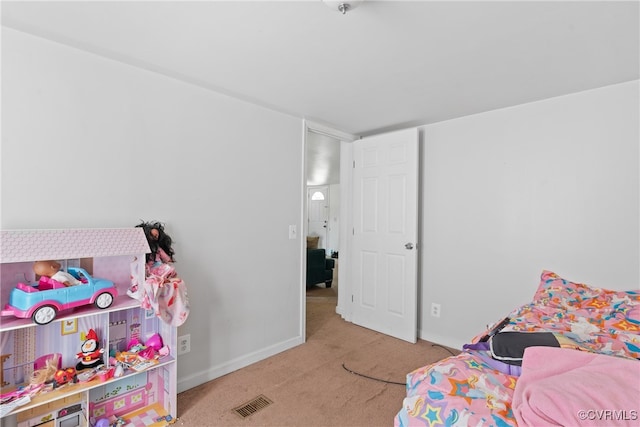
136,221 -> 175,268
129,221 -> 190,327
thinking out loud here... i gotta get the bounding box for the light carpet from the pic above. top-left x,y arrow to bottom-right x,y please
176,298 -> 458,426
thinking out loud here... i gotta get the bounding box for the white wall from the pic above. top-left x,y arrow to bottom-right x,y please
328,183 -> 340,256
419,81 -> 640,349
1,28 -> 305,392
4,25 -> 639,390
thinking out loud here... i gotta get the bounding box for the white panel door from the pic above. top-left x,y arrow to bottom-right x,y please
308,186 -> 329,249
351,128 -> 419,343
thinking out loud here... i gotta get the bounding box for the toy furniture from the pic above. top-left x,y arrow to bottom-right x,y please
33,354 -> 62,371
306,248 -> 335,288
0,228 -> 178,427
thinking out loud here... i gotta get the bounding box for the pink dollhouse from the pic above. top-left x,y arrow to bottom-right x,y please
0,228 -> 178,427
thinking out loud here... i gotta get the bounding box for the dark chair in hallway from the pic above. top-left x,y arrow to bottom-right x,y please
306,248 -> 335,288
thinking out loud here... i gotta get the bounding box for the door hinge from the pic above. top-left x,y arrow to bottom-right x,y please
353,160 -> 355,168
352,295 -> 354,302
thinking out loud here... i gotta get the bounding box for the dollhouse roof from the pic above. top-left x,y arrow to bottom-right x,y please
0,228 -> 150,263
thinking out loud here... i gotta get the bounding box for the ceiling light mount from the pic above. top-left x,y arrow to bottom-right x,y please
323,0 -> 363,15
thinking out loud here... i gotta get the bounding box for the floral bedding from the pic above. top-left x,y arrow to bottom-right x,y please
394,270 -> 640,427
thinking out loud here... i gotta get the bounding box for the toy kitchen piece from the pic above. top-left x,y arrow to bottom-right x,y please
0,228 -> 178,427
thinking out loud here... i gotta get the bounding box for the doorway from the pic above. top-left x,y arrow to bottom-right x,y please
305,129 -> 342,264
304,126 -> 344,338
301,123 -> 420,344
303,121 -> 357,343
305,129 -> 341,270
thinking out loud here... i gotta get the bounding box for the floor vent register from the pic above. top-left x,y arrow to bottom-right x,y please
232,394 -> 273,418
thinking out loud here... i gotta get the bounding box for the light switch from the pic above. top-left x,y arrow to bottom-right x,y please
288,225 -> 297,239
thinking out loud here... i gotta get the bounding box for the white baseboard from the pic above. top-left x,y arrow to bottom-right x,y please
177,335 -> 304,393
418,330 -> 465,351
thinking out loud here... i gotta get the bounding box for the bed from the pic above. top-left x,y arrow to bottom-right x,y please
395,270 -> 640,427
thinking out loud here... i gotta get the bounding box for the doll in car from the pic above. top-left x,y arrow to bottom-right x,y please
33,260 -> 82,287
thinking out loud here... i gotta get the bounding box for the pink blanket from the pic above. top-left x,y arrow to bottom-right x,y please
512,347 -> 640,426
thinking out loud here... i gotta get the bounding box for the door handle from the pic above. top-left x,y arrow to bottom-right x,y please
405,243 -> 414,250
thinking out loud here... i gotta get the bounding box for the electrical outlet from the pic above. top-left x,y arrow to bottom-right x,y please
431,303 -> 441,318
178,334 -> 191,355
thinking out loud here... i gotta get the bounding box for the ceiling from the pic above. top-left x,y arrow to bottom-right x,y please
2,1 -> 638,137
2,1 -> 638,185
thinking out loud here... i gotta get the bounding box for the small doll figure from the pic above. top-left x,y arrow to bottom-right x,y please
127,221 -> 175,300
76,329 -> 105,370
128,220 -> 189,327
33,260 -> 82,287
136,221 -> 175,272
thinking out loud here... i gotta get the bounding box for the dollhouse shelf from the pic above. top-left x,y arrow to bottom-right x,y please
0,228 -> 178,427
5,356 -> 175,417
0,295 -> 141,333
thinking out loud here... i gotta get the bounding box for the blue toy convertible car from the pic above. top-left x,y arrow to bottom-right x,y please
1,267 -> 118,325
